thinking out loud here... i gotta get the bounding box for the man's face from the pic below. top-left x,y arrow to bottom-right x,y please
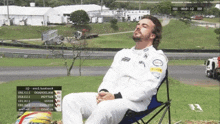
133,18 -> 155,42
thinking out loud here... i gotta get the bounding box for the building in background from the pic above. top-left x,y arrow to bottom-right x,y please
0,3 -> 62,26
215,4 -> 220,10
0,3 -> 150,26
53,4 -> 110,23
125,10 -> 150,22
88,9 -> 150,23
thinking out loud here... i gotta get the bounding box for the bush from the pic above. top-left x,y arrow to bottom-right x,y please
110,19 -> 118,25
70,10 -> 90,25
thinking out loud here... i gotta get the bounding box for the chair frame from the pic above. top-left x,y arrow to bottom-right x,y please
119,70 -> 171,124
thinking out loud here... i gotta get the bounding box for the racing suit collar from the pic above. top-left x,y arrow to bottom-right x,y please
132,45 -> 155,56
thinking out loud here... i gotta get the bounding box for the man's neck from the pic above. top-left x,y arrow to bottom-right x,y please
135,41 -> 152,50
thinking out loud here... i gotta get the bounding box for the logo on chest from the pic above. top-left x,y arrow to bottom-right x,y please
139,61 -> 146,67
121,57 -> 131,62
153,59 -> 163,66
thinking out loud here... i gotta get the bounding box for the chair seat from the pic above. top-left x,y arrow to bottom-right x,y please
119,95 -> 163,124
119,69 -> 171,124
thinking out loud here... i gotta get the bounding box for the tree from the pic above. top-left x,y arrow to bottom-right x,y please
172,10 -> 194,20
42,28 -> 91,76
70,10 -> 90,25
102,0 -> 116,8
0,0 -> 14,5
110,19 -> 117,25
114,2 -> 129,9
209,7 -> 220,17
61,28 -> 95,76
214,28 -> 220,47
110,19 -> 118,31
156,1 -> 173,15
189,0 -> 205,3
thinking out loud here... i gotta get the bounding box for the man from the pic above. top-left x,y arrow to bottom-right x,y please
62,15 -> 168,124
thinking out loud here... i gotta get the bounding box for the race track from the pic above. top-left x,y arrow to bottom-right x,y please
0,65 -> 219,86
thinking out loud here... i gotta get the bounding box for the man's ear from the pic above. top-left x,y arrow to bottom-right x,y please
150,33 -> 156,40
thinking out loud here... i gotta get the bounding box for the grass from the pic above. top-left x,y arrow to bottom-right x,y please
89,22 -> 137,34
0,58 -> 113,67
158,19 -> 219,50
143,78 -> 219,123
0,22 -> 137,40
116,0 -> 220,1
0,76 -> 218,124
0,26 -> 54,40
87,33 -> 134,48
1,20 -> 219,49
0,76 -> 102,124
83,19 -> 220,49
202,17 -> 220,23
0,58 -> 205,67
168,60 -> 205,66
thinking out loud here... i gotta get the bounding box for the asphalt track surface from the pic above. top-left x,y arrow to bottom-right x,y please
0,65 -> 219,86
115,1 -> 220,4
0,47 -> 219,60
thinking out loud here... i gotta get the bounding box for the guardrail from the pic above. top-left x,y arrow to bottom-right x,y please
1,42 -> 219,53
191,22 -> 218,28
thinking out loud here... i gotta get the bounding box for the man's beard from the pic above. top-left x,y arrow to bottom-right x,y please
133,31 -> 142,42
133,36 -> 141,42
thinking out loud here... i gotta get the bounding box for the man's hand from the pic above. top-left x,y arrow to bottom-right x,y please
96,92 -> 115,104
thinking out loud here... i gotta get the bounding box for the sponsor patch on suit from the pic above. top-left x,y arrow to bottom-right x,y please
121,57 -> 131,62
150,67 -> 162,73
152,72 -> 161,79
144,54 -> 148,59
153,59 -> 163,66
139,61 -> 146,67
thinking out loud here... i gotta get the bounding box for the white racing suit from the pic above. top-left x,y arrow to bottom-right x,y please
62,45 -> 168,124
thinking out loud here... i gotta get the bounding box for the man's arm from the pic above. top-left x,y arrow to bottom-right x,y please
96,92 -> 115,104
98,50 -> 124,93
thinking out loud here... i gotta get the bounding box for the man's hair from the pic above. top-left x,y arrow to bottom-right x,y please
142,15 -> 162,49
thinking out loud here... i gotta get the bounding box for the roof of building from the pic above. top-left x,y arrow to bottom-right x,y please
53,4 -> 109,15
0,5 -> 52,15
0,4 -> 109,16
215,4 -> 220,9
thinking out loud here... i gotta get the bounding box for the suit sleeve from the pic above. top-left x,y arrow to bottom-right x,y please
98,50 -> 123,93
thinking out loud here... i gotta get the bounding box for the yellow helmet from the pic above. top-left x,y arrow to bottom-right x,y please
15,111 -> 52,124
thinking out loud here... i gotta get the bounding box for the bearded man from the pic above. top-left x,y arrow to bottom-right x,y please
62,15 -> 168,124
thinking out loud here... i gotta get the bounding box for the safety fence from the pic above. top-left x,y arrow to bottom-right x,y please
1,42 -> 219,52
0,42 -> 219,60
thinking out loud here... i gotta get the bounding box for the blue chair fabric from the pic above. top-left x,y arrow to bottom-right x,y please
119,70 -> 171,124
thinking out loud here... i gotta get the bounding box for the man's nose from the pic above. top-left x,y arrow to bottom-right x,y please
135,25 -> 140,31
135,28 -> 140,32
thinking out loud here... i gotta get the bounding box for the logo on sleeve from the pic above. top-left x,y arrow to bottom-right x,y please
153,59 -> 163,66
121,57 -> 130,62
150,67 -> 162,73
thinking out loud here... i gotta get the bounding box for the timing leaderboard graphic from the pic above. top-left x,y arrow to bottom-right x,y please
17,86 -> 62,112
171,6 -> 203,11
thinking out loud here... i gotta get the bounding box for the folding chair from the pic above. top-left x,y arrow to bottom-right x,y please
119,70 -> 171,124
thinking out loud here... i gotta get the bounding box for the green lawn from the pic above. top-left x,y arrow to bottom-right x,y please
0,58 -> 205,67
86,19 -> 219,49
1,19 -> 219,49
0,58 -> 218,123
0,76 -> 218,124
116,0 -> 220,1
159,19 -> 219,50
202,18 -> 220,23
0,22 -> 137,40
